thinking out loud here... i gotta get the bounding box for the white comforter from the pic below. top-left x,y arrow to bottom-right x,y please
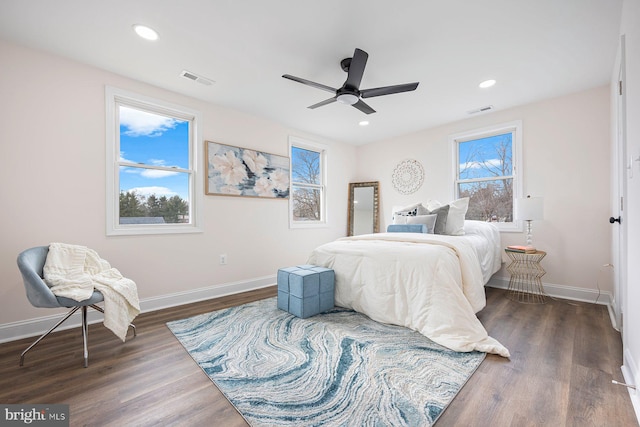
307,232 -> 510,357
43,243 -> 140,341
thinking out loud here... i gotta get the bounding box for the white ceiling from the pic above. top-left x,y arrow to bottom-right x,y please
0,0 -> 622,145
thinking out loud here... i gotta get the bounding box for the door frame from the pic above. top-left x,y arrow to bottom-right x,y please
612,34 -> 627,332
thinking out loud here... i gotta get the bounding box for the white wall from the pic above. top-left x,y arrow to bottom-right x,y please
0,40 -> 357,330
619,0 -> 640,414
355,86 -> 613,297
0,37 -> 619,342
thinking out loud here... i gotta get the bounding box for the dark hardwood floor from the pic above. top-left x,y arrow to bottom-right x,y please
0,286 -> 636,426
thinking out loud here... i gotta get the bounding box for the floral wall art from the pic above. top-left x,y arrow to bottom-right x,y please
206,141 -> 290,198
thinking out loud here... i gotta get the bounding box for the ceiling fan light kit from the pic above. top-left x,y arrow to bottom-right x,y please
283,48 -> 419,115
337,93 -> 359,105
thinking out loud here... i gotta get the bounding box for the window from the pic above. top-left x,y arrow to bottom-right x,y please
289,137 -> 327,228
450,120 -> 522,231
106,87 -> 202,235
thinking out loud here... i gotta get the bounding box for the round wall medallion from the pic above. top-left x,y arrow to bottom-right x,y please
392,159 -> 424,195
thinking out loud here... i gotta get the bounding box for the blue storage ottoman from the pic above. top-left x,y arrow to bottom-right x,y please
277,265 -> 335,318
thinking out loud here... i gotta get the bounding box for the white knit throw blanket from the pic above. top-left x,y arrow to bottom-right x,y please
43,243 -> 140,341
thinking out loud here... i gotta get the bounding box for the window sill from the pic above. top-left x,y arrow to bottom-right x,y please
107,224 -> 203,236
289,221 -> 328,230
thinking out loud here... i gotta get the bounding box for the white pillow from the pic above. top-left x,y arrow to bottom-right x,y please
426,197 -> 469,236
406,214 -> 437,234
392,214 -> 408,225
398,202 -> 429,215
392,202 -> 429,224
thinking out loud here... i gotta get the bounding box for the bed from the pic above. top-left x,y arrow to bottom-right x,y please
307,219 -> 510,358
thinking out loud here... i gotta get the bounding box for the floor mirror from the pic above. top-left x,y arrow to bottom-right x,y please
348,182 -> 379,236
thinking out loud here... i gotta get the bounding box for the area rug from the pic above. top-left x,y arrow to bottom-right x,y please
167,297 -> 484,426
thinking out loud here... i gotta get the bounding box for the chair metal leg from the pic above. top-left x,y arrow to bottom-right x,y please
82,306 -> 89,368
20,304 -> 137,368
20,306 -> 81,366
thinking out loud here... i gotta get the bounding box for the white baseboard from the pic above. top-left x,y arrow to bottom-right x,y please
607,294 -> 621,332
622,349 -> 640,423
139,274 -> 276,312
0,275 -> 276,344
486,276 -> 612,306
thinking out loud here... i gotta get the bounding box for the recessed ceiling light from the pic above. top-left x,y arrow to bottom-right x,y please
479,79 -> 496,88
133,24 -> 159,41
359,120 -> 369,126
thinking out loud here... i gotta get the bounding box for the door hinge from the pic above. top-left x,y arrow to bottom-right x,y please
619,80 -> 623,96
621,196 -> 624,211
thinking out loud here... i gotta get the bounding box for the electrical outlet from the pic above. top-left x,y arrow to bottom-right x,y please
219,254 -> 227,265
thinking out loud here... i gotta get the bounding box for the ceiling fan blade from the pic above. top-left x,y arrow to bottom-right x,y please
352,99 -> 376,115
308,97 -> 337,109
360,82 -> 419,98
282,74 -> 337,94
344,48 -> 368,89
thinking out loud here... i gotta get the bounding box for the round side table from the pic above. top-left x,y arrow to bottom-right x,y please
505,250 -> 547,304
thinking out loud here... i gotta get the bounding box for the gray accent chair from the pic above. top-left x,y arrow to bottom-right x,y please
17,246 -> 136,367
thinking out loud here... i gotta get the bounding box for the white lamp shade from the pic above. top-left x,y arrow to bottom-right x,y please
516,196 -> 544,220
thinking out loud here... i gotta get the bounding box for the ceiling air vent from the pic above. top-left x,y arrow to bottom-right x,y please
467,105 -> 494,115
180,70 -> 214,86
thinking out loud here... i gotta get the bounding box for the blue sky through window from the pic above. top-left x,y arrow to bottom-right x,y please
119,106 -> 190,200
458,133 -> 512,180
291,146 -> 320,184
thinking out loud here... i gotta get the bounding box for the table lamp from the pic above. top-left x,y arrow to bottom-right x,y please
516,195 -> 544,246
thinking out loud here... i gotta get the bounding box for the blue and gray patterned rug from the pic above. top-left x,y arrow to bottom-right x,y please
167,297 -> 484,427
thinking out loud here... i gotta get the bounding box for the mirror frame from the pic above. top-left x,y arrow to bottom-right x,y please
348,181 -> 380,236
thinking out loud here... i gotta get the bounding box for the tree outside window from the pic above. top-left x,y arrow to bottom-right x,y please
118,106 -> 191,224
289,138 -> 326,226
106,86 -> 202,235
452,121 -> 522,231
457,133 -> 513,222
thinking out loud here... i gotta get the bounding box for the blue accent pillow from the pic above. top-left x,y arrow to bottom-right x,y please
387,224 -> 428,233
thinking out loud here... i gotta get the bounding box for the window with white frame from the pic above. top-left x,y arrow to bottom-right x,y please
450,120 -> 522,231
106,87 -> 202,235
289,137 -> 327,227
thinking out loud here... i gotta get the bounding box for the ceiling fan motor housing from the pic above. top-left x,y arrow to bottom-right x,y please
340,57 -> 352,72
282,47 -> 419,114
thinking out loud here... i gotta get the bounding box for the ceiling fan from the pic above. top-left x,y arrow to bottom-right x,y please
282,48 -> 419,115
